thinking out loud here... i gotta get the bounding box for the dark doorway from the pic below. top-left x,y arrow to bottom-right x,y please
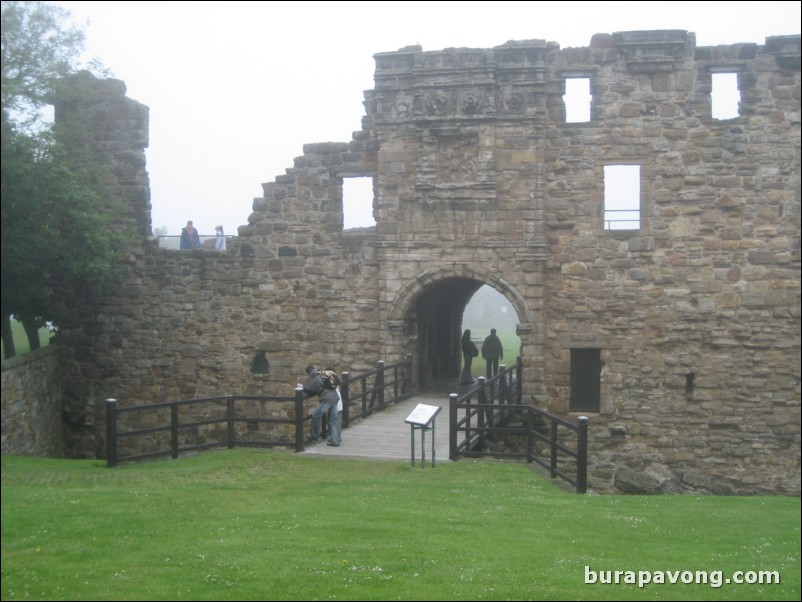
570,348 -> 601,412
415,278 -> 482,390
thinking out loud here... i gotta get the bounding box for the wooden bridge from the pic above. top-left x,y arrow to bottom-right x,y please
105,356 -> 588,492
301,394 -> 450,464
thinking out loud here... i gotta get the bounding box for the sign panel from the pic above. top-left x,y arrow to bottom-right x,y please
404,403 -> 442,427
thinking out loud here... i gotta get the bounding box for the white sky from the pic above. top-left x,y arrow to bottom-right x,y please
54,1 -> 800,236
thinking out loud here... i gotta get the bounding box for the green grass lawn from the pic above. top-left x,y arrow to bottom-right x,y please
2,450 -> 799,601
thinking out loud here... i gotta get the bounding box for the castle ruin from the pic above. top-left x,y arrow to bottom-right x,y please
49,31 -> 800,494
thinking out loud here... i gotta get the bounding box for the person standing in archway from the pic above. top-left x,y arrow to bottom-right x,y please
460,329 -> 478,385
482,328 -> 504,379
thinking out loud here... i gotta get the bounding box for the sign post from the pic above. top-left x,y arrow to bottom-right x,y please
404,403 -> 442,467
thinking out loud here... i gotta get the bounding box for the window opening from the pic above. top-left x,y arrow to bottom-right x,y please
564,78 -> 591,123
570,349 -> 601,412
604,165 -> 640,230
711,72 -> 739,120
251,351 -> 269,374
343,177 -> 376,229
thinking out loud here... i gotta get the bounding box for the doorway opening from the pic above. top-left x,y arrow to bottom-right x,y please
415,280 -> 521,391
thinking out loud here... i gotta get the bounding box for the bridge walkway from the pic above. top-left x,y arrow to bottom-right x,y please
301,394 -> 451,463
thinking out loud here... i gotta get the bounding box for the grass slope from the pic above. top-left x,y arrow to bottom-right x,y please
2,449 -> 799,601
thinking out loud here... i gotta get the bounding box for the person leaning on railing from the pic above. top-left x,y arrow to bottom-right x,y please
298,365 -> 342,447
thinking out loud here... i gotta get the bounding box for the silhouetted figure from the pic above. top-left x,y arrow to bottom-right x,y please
460,329 -> 478,384
482,328 -> 504,378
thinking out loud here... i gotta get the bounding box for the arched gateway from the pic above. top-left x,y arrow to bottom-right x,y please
50,32 -> 800,495
385,265 -> 535,389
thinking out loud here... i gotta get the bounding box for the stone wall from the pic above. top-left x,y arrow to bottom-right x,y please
52,32 -> 800,494
54,71 -> 151,237
1,346 -> 66,457
542,32 -> 801,494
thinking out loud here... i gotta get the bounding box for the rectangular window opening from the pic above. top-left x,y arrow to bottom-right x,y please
604,165 -> 641,230
712,72 -> 740,120
564,77 -> 591,123
570,349 -> 601,413
343,176 -> 376,229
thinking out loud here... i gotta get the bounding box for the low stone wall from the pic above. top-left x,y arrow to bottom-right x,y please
1,345 -> 66,457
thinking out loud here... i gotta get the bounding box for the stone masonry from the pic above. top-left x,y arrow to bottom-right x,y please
1,346 -> 65,457
49,31 -> 800,494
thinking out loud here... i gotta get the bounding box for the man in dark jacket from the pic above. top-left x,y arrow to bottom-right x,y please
481,329 -> 504,378
180,220 -> 201,249
299,365 -> 341,446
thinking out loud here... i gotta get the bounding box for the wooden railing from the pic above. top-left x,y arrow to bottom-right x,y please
105,393 -> 306,467
106,355 -> 414,467
448,358 -> 588,493
339,354 -> 413,429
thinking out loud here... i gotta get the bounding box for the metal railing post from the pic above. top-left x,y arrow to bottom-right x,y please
341,372 -> 350,428
393,364 -> 399,402
170,404 -> 179,459
527,416 -> 534,463
377,360 -> 385,409
405,353 -> 413,394
498,364 -> 508,422
294,387 -> 305,452
361,374 -> 369,418
477,376 -> 487,444
549,420 -> 558,478
106,398 -> 117,468
227,398 -> 235,448
449,393 -> 458,460
577,416 -> 588,494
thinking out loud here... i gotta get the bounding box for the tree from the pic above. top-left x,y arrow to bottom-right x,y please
1,1 -> 133,358
1,0 -> 86,127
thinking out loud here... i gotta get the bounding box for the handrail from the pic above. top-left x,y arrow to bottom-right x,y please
447,357 -> 588,493
105,353 -> 588,491
340,355 -> 413,429
106,355 -> 413,467
154,235 -> 231,249
106,391 -> 306,467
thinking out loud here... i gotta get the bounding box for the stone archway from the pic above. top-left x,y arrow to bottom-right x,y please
386,265 -> 535,390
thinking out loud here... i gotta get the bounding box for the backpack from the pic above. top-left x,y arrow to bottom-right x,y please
319,369 -> 341,389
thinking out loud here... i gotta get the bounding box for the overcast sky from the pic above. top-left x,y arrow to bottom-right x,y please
55,1 -> 800,236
